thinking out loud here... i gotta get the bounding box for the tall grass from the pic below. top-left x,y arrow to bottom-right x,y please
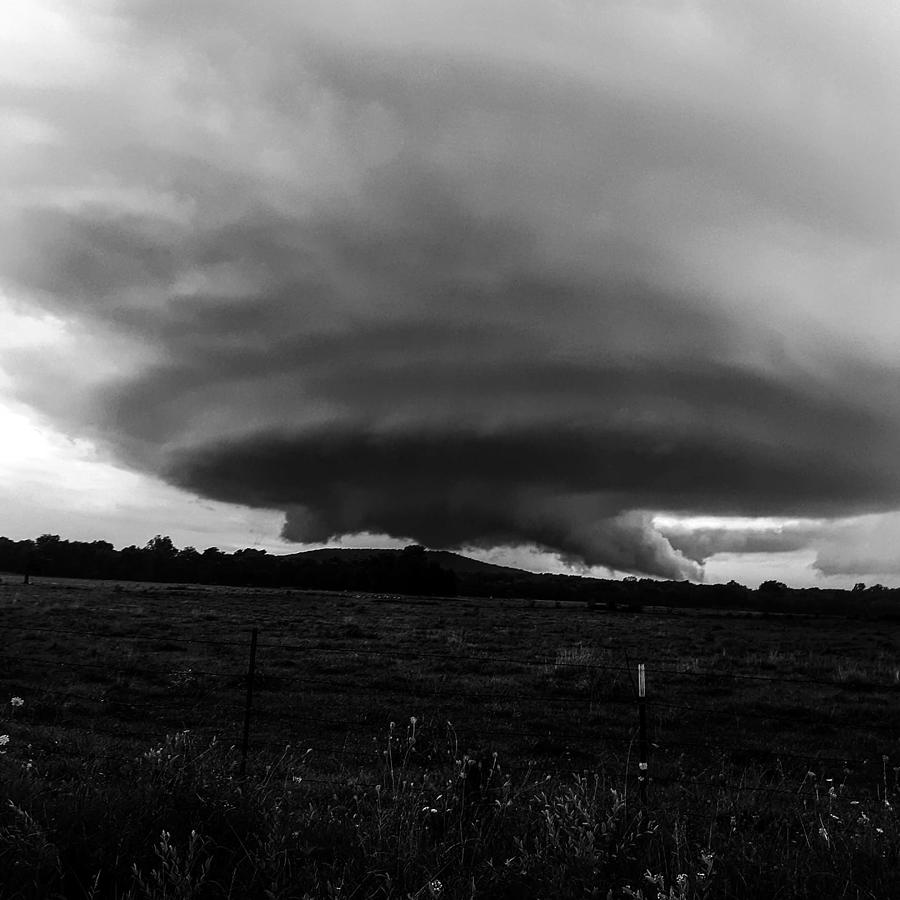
2,722 -> 898,899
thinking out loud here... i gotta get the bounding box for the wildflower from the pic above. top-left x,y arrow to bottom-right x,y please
292,775 -> 303,785
0,734 -> 8,746
428,880 -> 443,897
697,849 -> 715,879
10,697 -> 23,708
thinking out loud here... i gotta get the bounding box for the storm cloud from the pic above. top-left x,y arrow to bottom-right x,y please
660,521 -> 821,565
3,1 -> 900,579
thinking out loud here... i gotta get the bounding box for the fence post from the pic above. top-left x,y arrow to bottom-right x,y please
240,627 -> 258,778
637,663 -> 648,806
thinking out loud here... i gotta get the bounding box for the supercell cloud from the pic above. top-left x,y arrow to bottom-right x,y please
3,1 -> 900,580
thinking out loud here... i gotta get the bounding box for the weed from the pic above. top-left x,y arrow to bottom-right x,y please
127,830 -> 212,900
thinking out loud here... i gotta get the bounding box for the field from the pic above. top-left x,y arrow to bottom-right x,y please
1,575 -> 899,898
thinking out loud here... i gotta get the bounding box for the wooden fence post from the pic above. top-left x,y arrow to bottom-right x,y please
240,627 -> 258,778
638,662 -> 648,806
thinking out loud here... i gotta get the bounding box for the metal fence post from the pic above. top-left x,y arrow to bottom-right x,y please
240,627 -> 258,778
637,663 -> 648,806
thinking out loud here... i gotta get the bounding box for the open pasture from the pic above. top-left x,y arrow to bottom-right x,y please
2,576 -> 897,787
2,576 -> 899,898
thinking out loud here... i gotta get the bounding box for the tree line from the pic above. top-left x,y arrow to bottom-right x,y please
0,534 -> 457,597
0,533 -> 897,617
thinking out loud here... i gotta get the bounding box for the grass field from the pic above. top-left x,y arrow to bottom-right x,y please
1,575 -> 899,898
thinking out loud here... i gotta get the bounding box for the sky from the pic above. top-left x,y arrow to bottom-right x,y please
3,0 -> 900,588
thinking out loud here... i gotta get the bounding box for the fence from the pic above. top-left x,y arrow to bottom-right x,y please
0,602 -> 896,805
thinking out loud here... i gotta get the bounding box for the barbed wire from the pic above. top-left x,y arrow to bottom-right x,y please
4,618 -> 895,691
649,773 -> 875,802
0,651 -> 235,680
256,638 -> 900,690
649,734 -> 874,767
250,707 -> 639,749
271,673 -> 636,709
3,682 -> 241,718
10,716 -> 192,745
2,618 -> 896,790
0,621 -> 248,647
650,664 -> 900,690
258,639 -> 635,674
646,698 -> 898,734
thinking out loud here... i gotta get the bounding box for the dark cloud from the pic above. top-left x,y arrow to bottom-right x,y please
5,1 -> 900,580
161,400 -> 892,581
167,426 -> 705,579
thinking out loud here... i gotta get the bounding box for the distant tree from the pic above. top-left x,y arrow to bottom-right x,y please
402,544 -> 427,559
32,534 -> 65,575
176,546 -> 201,568
141,535 -> 177,581
759,580 -> 787,594
146,535 -> 177,557
852,582 -> 866,593
120,544 -> 152,580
